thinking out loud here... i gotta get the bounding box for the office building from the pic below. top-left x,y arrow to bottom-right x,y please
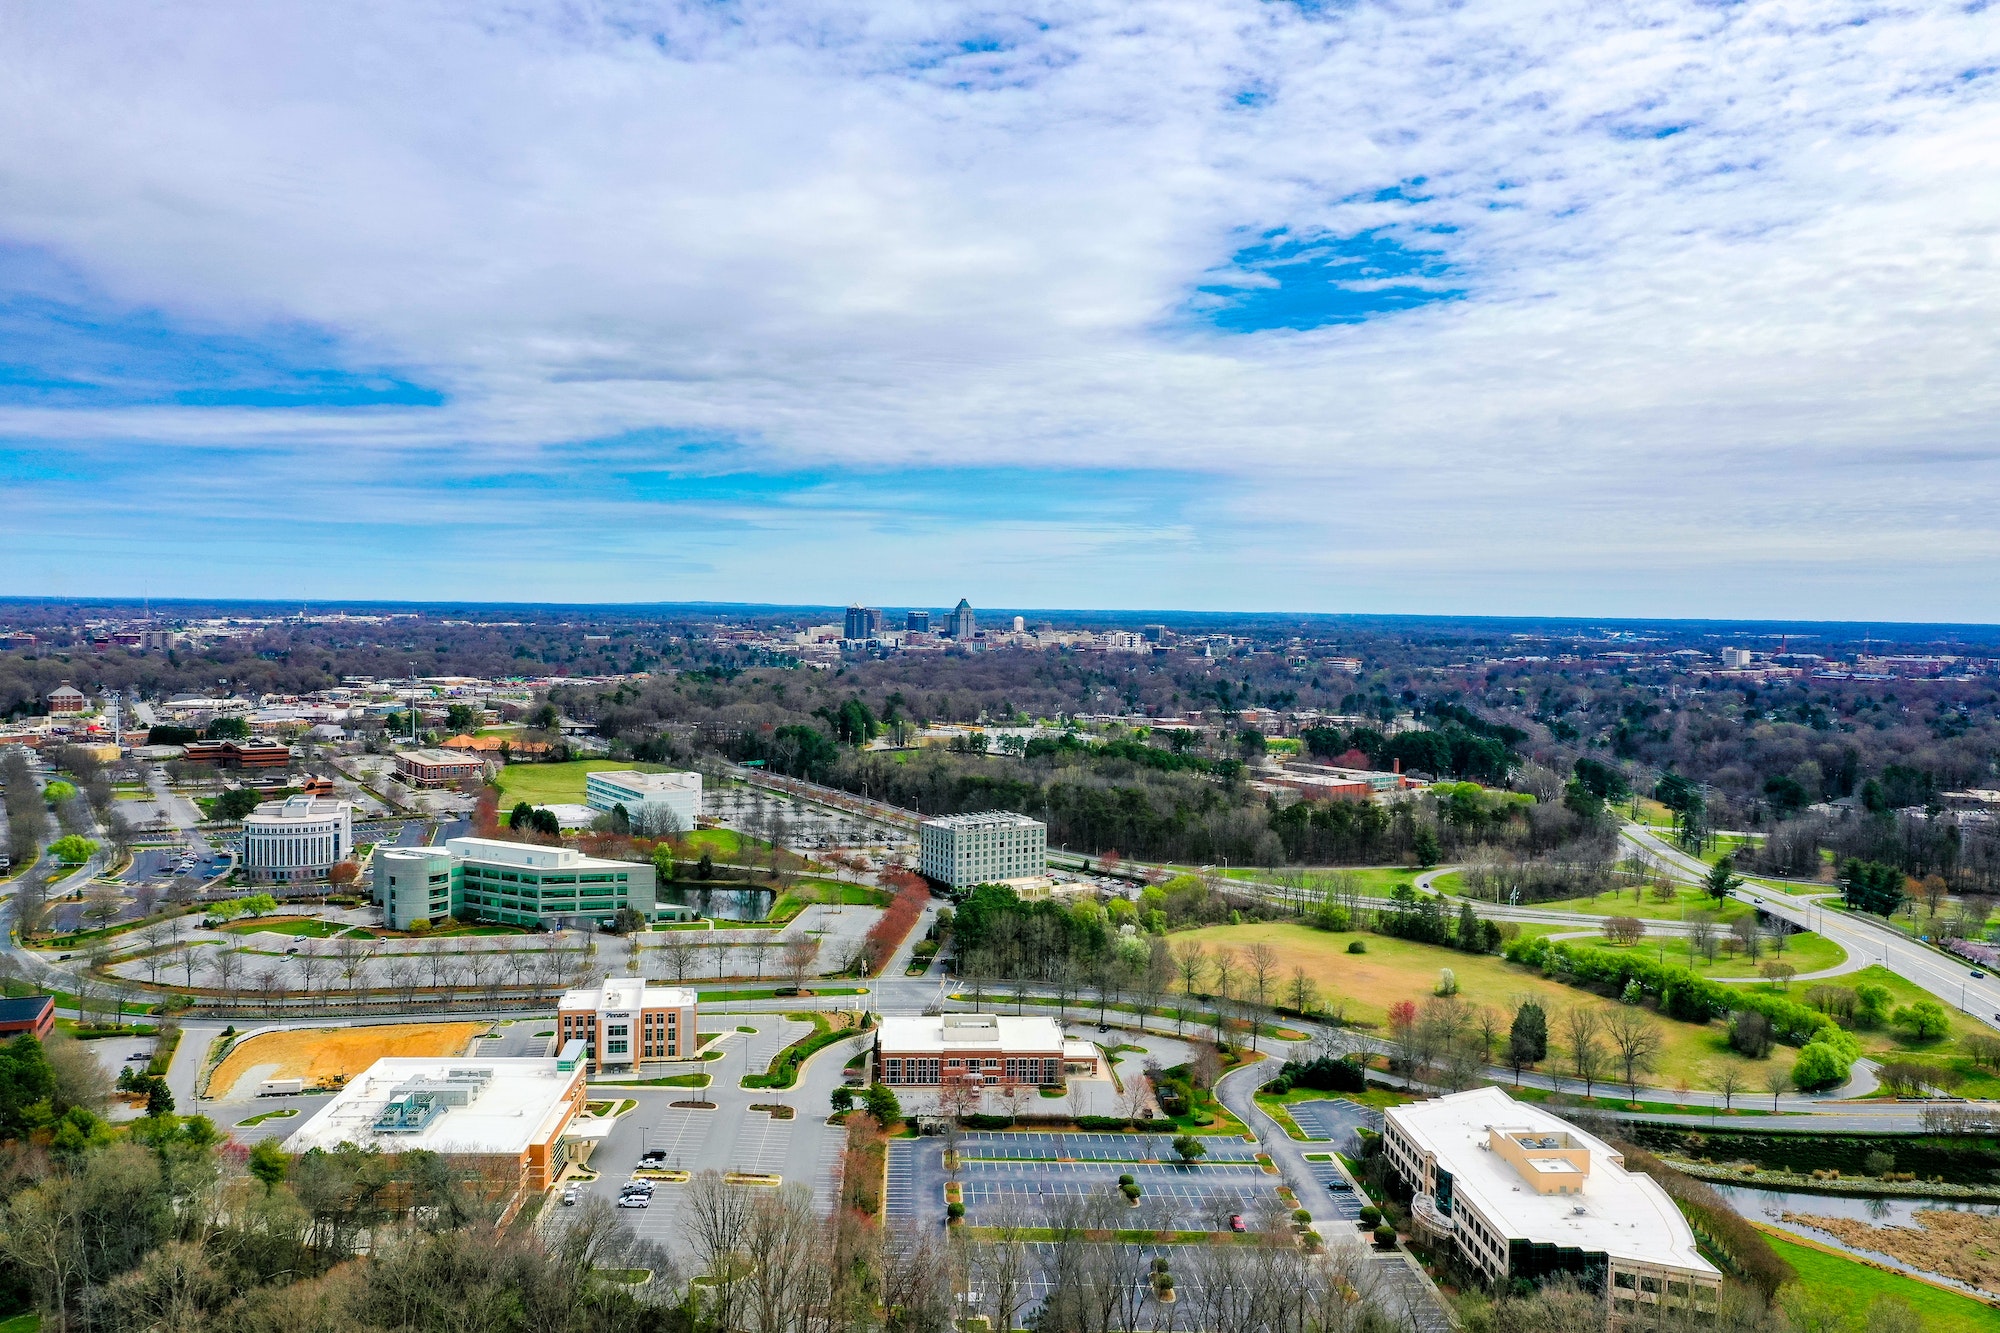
584,769 -> 701,831
395,748 -> 487,787
948,598 -> 976,640
0,995 -> 56,1041
372,836 -> 657,930
905,610 -> 930,633
181,738 -> 293,768
918,810 -> 1046,889
875,1013 -> 1094,1086
556,976 -> 699,1070
242,794 -> 354,883
285,1051 -> 589,1223
1381,1087 -> 1719,1327
46,684 -> 87,714
844,605 -> 885,639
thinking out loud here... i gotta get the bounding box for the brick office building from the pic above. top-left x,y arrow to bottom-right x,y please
556,976 -> 699,1071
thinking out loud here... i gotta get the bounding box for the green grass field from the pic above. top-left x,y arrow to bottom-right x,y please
1576,930 -> 1847,978
1177,921 -> 1804,1089
1496,883 -> 1755,924
1760,1231 -> 2000,1333
493,760 -> 673,807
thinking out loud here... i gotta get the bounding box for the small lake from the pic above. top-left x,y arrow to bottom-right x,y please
660,886 -> 774,922
1713,1182 -> 2000,1297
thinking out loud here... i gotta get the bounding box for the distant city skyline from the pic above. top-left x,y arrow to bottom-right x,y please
3,2 -> 1998,618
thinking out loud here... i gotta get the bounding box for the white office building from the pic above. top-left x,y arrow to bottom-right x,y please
584,769 -> 702,833
241,794 -> 353,883
371,836 -> 658,931
1381,1087 -> 1719,1328
918,811 -> 1047,889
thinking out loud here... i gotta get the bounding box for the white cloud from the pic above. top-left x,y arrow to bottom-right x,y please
1,0 -> 1998,614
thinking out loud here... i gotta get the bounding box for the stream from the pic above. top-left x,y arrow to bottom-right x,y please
1712,1182 -> 2000,1298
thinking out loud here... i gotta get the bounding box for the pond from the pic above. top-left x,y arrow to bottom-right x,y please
660,886 -> 774,922
1713,1182 -> 2000,1297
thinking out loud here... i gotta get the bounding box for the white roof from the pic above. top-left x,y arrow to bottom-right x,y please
445,836 -> 629,871
922,810 -> 1045,832
285,1057 -> 580,1158
245,795 -> 352,825
878,1012 -> 1063,1053
1386,1087 -> 1716,1275
557,976 -> 696,1012
587,769 -> 701,794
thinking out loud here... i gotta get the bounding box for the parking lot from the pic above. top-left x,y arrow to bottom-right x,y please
957,1130 -> 1260,1163
1288,1098 -> 1382,1154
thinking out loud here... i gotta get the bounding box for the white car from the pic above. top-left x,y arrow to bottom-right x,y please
561,1188 -> 579,1206
618,1195 -> 649,1209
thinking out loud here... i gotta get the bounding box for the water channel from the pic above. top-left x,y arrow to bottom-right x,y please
1712,1182 -> 2000,1298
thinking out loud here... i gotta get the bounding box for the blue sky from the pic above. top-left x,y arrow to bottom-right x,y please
2,0 -> 1999,617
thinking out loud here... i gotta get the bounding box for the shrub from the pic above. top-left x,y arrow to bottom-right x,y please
1172,1135 -> 1206,1164
1076,1115 -> 1134,1132
1728,1011 -> 1774,1059
1359,1205 -> 1382,1226
1120,1182 -> 1141,1201
1863,1150 -> 1895,1176
946,1202 -> 964,1221
1118,1173 -> 1135,1186
50,834 -> 99,865
964,1113 -> 1014,1130
1347,940 -> 1367,954
1293,1208 -> 1311,1224
1435,968 -> 1458,997
1373,1224 -> 1397,1247
1277,1054 -> 1367,1094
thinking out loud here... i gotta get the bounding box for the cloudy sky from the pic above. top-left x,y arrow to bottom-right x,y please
3,0 -> 1997,618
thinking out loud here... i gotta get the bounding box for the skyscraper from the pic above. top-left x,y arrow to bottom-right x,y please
905,610 -> 930,633
949,598 -> 976,640
844,605 -> 884,639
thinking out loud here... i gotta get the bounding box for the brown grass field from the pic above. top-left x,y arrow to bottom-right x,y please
214,1021 -> 490,1097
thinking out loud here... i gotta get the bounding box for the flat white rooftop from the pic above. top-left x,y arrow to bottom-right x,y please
285,1057 -> 579,1158
878,1012 -> 1063,1053
588,770 -> 701,793
921,811 -> 1045,832
1387,1087 -> 1717,1275
444,836 -> 631,871
558,977 -> 696,1011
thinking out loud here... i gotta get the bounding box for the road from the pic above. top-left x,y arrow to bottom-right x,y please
1620,824 -> 2000,1029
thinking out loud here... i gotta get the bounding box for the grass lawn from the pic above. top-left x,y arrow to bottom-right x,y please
678,827 -> 753,858
1497,883 -> 1754,924
216,916 -> 346,938
1759,1231 -> 2000,1333
0,1313 -> 39,1333
1575,931 -> 1847,978
1175,922 -> 1803,1089
1746,963 -> 2000,1094
493,760 -> 672,807
1190,865 -> 1421,895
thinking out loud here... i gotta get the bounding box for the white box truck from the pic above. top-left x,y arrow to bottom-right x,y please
257,1078 -> 305,1097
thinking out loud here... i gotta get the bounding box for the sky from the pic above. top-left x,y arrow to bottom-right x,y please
2,0 -> 1998,620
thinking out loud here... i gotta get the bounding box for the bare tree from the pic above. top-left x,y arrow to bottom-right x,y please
1603,1006 -> 1664,1101
661,931 -> 701,984
781,932 -> 821,992
1243,941 -> 1279,1054
208,946 -> 243,1008
1209,946 -> 1238,1046
681,1169 -> 753,1328
1713,1063 -> 1745,1114
1171,941 -> 1207,1036
1559,1006 -> 1607,1099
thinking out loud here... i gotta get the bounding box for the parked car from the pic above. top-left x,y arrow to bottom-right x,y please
639,1150 -> 667,1166
618,1196 -> 649,1209
1229,1215 -> 1247,1233
561,1188 -> 579,1206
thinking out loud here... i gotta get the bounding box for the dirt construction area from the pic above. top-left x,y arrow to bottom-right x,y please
212,1022 -> 490,1100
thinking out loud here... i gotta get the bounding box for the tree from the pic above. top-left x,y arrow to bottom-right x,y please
1508,1002 -> 1547,1084
1285,965 -> 1318,1018
1170,940 -> 1208,1036
781,933 -> 821,992
1704,856 -> 1742,905
50,834 -> 99,865
1243,942 -> 1279,1053
1713,1063 -> 1745,1114
1892,1000 -> 1949,1041
1602,1007 -> 1663,1100
863,1082 -> 901,1127
1559,1006 -> 1606,1099
1173,1134 -> 1206,1164
1759,961 -> 1797,990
